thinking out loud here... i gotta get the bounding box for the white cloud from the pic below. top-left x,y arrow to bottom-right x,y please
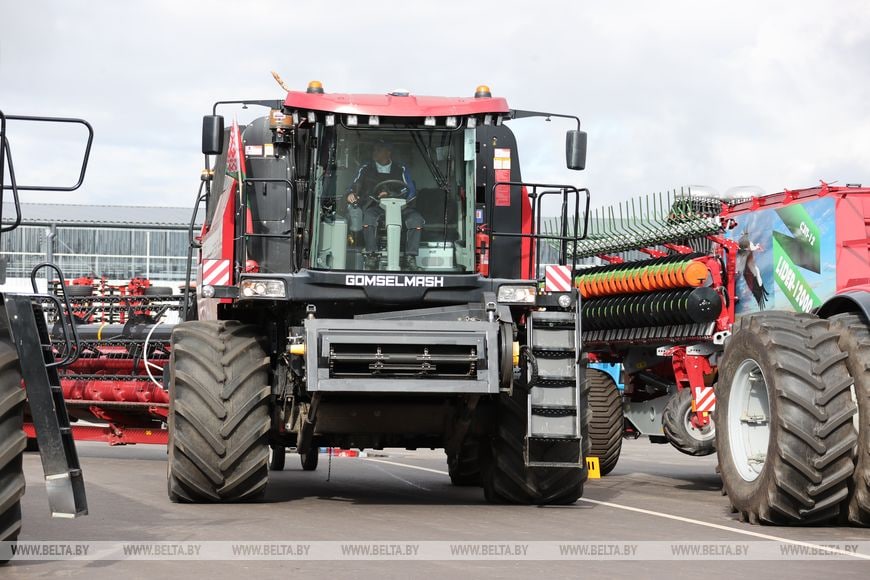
1,0 -> 868,210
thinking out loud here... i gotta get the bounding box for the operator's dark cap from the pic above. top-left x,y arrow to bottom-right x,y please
373,139 -> 393,151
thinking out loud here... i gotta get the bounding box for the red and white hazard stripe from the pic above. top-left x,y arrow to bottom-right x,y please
692,386 -> 716,412
202,259 -> 231,286
545,265 -> 573,292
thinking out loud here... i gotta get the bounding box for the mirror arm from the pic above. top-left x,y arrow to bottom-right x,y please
508,109 -> 581,131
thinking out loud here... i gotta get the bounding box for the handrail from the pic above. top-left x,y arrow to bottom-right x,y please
486,181 -> 590,279
0,113 -> 94,192
30,262 -> 81,367
0,111 -> 94,234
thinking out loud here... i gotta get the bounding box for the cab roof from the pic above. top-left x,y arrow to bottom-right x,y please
282,90 -> 510,117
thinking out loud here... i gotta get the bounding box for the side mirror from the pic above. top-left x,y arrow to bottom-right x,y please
566,129 -> 587,170
202,115 -> 225,155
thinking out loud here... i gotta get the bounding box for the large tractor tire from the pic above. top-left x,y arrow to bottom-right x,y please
662,387 -> 716,457
447,437 -> 481,486
482,365 -> 588,505
167,321 -> 271,503
0,329 -> 26,562
716,312 -> 857,525
827,313 -> 870,526
587,369 -> 623,475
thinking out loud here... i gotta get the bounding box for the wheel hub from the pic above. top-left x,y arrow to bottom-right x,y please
729,359 -> 771,482
683,406 -> 715,442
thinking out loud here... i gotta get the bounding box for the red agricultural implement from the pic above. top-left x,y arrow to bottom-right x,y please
23,278 -> 188,446
578,182 -> 869,526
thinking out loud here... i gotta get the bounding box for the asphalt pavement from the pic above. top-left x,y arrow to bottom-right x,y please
6,438 -> 870,578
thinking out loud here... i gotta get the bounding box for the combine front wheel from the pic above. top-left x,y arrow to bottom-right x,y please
167,321 -> 271,503
481,389 -> 584,505
481,363 -> 587,505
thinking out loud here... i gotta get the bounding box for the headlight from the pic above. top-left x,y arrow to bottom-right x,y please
558,294 -> 573,308
200,285 -> 215,298
497,285 -> 536,304
240,279 -> 285,298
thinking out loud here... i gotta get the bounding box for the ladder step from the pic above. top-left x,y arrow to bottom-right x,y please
526,310 -> 583,460
530,408 -> 577,437
532,356 -> 576,380
525,436 -> 585,468
530,385 -> 576,407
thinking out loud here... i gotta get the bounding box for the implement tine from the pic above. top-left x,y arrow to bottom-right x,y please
571,185 -> 724,258
631,197 -> 644,236
656,191 -> 667,223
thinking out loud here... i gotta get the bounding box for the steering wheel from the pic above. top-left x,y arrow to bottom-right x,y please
368,179 -> 409,200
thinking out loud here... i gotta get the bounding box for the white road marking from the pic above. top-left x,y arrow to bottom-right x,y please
365,457 -> 870,561
576,498 -> 870,560
364,457 -> 454,476
367,462 -> 431,491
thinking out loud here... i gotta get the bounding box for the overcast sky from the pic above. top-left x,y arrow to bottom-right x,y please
2,0 -> 869,211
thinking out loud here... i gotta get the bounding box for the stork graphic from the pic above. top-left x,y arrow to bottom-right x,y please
736,231 -> 770,310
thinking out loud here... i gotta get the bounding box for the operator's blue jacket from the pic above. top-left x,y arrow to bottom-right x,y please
346,162 -> 417,202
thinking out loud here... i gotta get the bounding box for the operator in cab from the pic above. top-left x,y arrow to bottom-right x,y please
346,140 -> 424,271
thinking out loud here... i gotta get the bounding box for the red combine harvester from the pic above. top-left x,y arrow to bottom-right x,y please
577,182 -> 869,526
164,80 -> 593,505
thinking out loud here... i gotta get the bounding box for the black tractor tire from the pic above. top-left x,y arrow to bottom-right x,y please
144,286 -> 173,297
300,447 -> 319,471
482,362 -> 587,505
167,321 -> 271,503
587,369 -> 624,474
662,387 -> 716,457
269,445 -> 286,471
716,312 -> 857,525
447,437 -> 481,486
0,330 -> 26,563
827,313 -> 870,526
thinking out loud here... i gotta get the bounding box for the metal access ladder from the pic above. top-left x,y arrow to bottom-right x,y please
0,111 -> 92,519
523,306 -> 585,468
3,267 -> 87,518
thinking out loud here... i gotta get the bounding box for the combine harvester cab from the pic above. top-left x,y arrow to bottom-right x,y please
574,183 -> 869,526
166,81 -> 594,505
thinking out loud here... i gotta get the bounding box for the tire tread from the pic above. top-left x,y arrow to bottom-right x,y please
717,312 -> 857,525
587,369 -> 623,474
168,321 -> 271,503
